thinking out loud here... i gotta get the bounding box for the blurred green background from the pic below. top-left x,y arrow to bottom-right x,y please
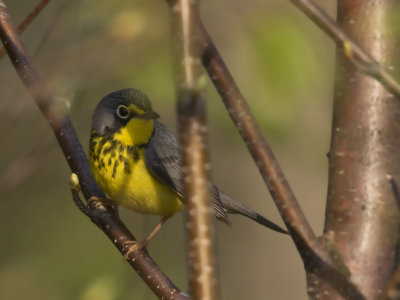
0,0 -> 336,299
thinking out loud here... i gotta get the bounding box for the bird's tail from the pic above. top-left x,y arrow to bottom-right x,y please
219,192 -> 288,234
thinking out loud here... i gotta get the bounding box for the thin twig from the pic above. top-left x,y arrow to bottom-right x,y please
0,0 -> 49,60
169,0 -> 217,298
0,2 -> 187,299
290,0 -> 400,99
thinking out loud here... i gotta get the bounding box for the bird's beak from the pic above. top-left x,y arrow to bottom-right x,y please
137,111 -> 160,120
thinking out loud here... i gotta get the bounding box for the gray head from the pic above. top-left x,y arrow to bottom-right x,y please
92,88 -> 159,136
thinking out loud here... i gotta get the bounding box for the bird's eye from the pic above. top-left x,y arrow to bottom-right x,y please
116,105 -> 129,119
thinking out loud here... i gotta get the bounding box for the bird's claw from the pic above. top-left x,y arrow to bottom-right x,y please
88,196 -> 118,214
123,240 -> 149,258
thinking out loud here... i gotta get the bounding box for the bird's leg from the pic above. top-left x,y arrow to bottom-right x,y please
144,216 -> 170,243
124,216 -> 170,258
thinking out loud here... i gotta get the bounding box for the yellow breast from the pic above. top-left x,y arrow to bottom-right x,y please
89,119 -> 183,216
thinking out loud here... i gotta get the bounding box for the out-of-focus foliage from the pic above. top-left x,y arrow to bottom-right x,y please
247,14 -> 323,136
0,0 -> 334,299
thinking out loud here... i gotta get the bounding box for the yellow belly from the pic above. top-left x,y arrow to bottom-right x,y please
89,138 -> 183,216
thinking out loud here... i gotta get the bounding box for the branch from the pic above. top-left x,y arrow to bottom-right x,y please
198,21 -> 316,262
382,179 -> 400,299
197,23 -> 364,299
323,1 -> 400,298
290,0 -> 400,100
169,0 -> 217,298
163,0 -> 365,297
200,26 -> 364,299
382,251 -> 400,300
0,2 -> 187,299
0,0 -> 49,60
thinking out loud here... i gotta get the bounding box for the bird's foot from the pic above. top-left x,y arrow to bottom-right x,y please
123,240 -> 149,258
88,196 -> 119,215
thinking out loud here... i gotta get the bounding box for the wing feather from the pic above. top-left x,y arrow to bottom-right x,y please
144,121 -> 230,224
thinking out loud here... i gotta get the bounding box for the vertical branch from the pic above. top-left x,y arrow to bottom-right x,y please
169,0 -> 217,299
324,1 -> 400,298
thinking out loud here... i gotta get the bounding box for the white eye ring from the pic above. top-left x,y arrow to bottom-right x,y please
116,105 -> 129,119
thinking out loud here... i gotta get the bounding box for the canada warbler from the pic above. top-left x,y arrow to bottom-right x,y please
89,88 -> 287,250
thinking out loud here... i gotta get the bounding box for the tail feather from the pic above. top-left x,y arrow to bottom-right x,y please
219,192 -> 288,234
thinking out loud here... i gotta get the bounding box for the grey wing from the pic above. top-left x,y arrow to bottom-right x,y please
144,121 -> 230,224
144,121 -> 184,197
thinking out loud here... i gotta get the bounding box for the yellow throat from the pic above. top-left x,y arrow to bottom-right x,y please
89,115 -> 183,216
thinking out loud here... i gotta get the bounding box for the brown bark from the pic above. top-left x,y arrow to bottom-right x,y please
291,0 -> 400,100
324,1 -> 400,299
169,0 -> 218,298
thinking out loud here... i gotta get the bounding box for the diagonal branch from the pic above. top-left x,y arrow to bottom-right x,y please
169,0 -> 217,298
290,0 -> 400,99
198,21 -> 316,264
164,0 -> 366,296
0,0 -> 49,60
0,2 -> 187,299
197,23 -> 365,299
162,0 -> 316,257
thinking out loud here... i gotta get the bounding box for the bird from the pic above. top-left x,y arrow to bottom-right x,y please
89,88 -> 287,252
